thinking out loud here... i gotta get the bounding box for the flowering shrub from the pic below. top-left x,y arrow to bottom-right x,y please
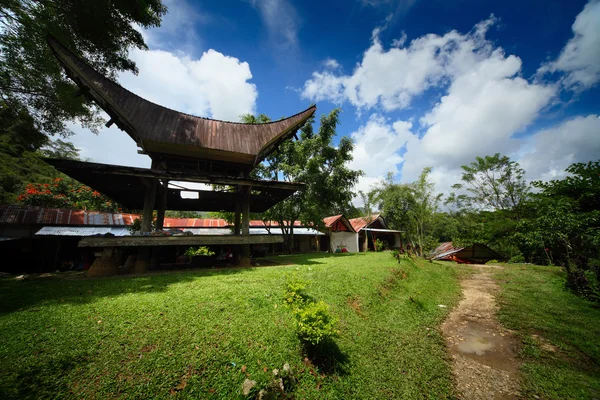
16,178 -> 120,212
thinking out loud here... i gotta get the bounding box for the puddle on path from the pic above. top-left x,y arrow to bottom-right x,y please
441,266 -> 520,399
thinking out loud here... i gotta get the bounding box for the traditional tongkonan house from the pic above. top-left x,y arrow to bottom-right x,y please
43,35 -> 316,276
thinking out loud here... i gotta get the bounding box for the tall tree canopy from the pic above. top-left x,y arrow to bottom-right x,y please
0,0 -> 167,136
447,153 -> 528,215
242,109 -> 362,252
371,168 -> 441,256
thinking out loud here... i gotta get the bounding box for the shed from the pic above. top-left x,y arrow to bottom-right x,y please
322,215 -> 358,253
431,242 -> 505,264
349,214 -> 402,252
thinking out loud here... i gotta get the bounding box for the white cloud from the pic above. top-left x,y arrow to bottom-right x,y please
302,16 -> 509,111
323,58 -> 341,69
328,15 -> 559,200
519,115 -> 600,181
249,0 -> 299,51
538,0 -> 600,90
347,114 -> 416,201
121,48 -> 256,121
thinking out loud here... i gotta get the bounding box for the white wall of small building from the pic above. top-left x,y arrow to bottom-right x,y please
330,231 -> 359,253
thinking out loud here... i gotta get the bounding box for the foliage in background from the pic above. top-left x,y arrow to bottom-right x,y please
447,153 -> 529,216
370,168 -> 441,256
15,177 -> 120,211
515,161 -> 600,299
284,277 -> 339,345
164,210 -> 207,219
240,109 -> 362,252
0,0 -> 166,137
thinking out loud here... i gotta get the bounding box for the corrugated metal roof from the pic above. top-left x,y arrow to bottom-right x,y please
323,214 -> 343,227
362,228 -> 402,233
349,214 -> 381,232
36,226 -> 131,237
35,226 -> 323,237
0,205 -> 138,226
2,205 -> 311,229
249,227 -> 324,236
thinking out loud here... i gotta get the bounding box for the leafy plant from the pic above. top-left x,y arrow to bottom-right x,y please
294,301 -> 339,345
374,238 -> 385,252
129,218 -> 142,234
283,277 -> 338,345
184,246 -> 215,257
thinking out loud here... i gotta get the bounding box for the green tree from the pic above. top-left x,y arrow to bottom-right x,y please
0,102 -> 61,202
0,0 -> 167,137
372,168 -> 441,257
447,153 -> 528,216
516,161 -> 600,297
243,109 -> 362,252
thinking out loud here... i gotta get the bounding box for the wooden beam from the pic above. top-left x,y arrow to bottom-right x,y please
78,235 -> 284,248
43,158 -> 304,191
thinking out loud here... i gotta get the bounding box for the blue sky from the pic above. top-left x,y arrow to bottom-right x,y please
69,0 -> 600,198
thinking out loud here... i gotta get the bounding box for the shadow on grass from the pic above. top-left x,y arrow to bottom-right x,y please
0,353 -> 86,399
262,252 -> 369,266
302,339 -> 349,376
0,264 -> 254,315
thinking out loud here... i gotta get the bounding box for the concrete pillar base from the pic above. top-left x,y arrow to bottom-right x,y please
88,256 -> 119,277
122,254 -> 137,273
238,256 -> 252,267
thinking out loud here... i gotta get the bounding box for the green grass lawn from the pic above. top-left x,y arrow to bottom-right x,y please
494,264 -> 600,399
0,253 -> 461,399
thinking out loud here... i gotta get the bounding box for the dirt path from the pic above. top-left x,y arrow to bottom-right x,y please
441,265 -> 520,399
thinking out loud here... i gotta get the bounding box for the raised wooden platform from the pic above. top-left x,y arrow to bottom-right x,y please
78,234 -> 283,248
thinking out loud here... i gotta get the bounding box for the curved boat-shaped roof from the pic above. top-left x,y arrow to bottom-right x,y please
47,36 -> 316,167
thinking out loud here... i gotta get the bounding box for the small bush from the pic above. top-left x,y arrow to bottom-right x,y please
283,277 -> 338,345
374,239 -> 385,252
283,278 -> 312,307
486,259 -> 500,265
294,301 -> 339,345
184,246 -> 215,257
509,254 -> 525,263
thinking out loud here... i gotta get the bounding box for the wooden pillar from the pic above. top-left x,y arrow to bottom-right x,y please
135,172 -> 157,274
155,180 -> 167,230
239,187 -> 251,266
234,189 -> 241,236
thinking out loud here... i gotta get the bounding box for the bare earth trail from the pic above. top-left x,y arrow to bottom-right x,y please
442,265 -> 521,399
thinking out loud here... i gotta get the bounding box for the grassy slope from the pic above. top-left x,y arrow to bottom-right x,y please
0,253 -> 461,399
494,264 -> 600,399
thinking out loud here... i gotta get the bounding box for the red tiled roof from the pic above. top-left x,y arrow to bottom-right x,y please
349,213 -> 380,232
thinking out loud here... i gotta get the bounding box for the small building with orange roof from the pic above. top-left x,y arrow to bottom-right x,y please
322,214 -> 358,253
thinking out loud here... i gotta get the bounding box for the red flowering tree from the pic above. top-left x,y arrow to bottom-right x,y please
16,178 -> 121,212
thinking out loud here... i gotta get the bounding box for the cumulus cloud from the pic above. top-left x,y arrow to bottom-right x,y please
519,115 -> 600,181
302,15 -> 512,111
347,114 -> 416,198
121,48 -> 256,121
331,15 -> 559,200
538,0 -> 600,90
